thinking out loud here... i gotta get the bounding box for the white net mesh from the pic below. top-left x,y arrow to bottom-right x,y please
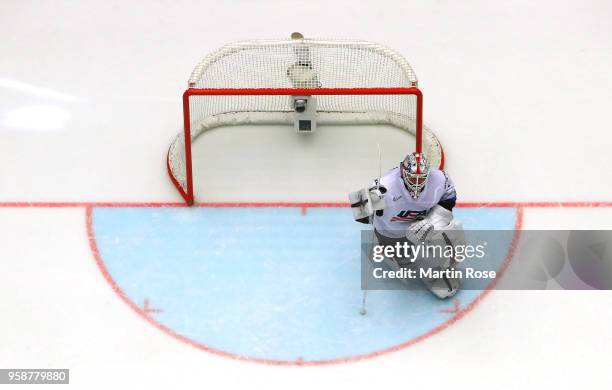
168,38 -> 443,202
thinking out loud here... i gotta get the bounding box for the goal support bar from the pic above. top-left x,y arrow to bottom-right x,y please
177,87 -> 424,206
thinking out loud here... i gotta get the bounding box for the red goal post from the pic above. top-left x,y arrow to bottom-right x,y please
167,37 -> 445,205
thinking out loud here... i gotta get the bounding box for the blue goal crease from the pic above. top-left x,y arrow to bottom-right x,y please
91,206 -> 516,361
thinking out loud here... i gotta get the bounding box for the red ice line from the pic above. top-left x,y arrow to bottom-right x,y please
0,200 -> 611,208
84,204 -> 525,366
0,200 -> 600,365
1,199 -> 604,365
440,299 -> 461,315
143,298 -> 163,314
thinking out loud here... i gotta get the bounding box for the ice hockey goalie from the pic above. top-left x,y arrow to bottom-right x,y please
349,152 -> 464,299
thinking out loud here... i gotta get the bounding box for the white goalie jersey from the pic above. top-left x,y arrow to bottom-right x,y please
373,167 -> 457,238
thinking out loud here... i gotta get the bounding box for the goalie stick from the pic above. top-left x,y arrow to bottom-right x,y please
360,143 -> 382,316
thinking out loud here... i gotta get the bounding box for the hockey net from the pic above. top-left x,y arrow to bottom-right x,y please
168,37 -> 444,205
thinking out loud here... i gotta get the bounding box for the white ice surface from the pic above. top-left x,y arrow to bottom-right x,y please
1,1 -> 612,389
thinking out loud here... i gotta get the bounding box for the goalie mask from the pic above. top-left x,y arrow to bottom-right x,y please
400,152 -> 430,199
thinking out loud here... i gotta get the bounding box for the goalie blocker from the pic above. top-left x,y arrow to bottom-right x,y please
349,152 -> 463,299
